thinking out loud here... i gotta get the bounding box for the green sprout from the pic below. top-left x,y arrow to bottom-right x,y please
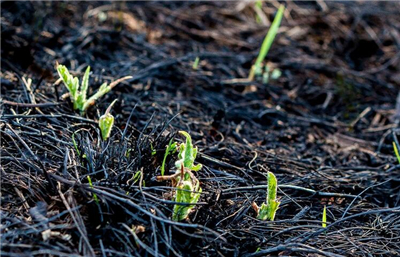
161,138 -> 177,176
252,172 -> 280,221
150,143 -> 157,156
72,131 -> 81,156
87,175 -> 99,204
99,99 -> 117,141
192,57 -> 200,70
262,65 -> 282,84
175,131 -> 202,172
393,142 -> 400,164
127,169 -> 145,187
254,0 -> 263,24
322,205 -> 327,228
249,5 -> 285,80
172,164 -> 202,221
157,131 -> 202,221
56,63 -> 131,114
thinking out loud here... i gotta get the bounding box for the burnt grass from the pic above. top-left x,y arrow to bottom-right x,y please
1,1 -> 400,256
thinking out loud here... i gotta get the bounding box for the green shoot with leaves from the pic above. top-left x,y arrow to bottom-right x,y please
249,5 -> 285,80
322,205 -> 327,228
157,131 -> 202,221
57,63 -> 132,114
252,172 -> 280,221
99,99 -> 117,141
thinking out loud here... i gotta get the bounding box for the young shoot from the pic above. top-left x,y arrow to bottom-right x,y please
322,205 -> 327,228
254,0 -> 263,24
262,65 -> 282,84
127,169 -> 145,187
252,172 -> 280,221
161,138 -> 177,176
175,131 -> 202,172
157,131 -> 202,221
56,63 -> 132,114
393,141 -> 400,164
172,164 -> 202,221
249,5 -> 284,80
192,57 -> 200,70
99,99 -> 117,141
87,175 -> 99,203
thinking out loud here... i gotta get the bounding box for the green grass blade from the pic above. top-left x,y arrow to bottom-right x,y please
393,141 -> 400,164
87,175 -> 99,203
192,57 -> 200,70
253,5 -> 285,74
161,139 -> 177,176
322,205 -> 327,228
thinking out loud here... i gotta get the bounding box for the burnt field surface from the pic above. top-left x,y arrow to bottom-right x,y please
1,1 -> 400,256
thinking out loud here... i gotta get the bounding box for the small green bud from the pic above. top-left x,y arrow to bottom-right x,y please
270,68 -> 282,80
99,100 -> 117,141
99,114 -> 114,141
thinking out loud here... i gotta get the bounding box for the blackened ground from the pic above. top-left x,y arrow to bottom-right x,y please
1,1 -> 400,256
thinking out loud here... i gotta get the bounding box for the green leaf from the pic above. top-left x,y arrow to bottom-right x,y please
87,175 -> 99,203
393,142 -> 400,164
174,131 -> 202,171
81,66 -> 91,101
270,68 -> 282,80
322,205 -> 327,228
267,172 -> 278,202
132,170 -> 142,185
256,172 -> 280,221
192,57 -> 200,70
161,139 -> 177,176
255,5 -> 284,68
250,5 -> 284,80
99,114 -> 114,141
83,82 -> 110,112
172,179 -> 202,221
57,64 -> 78,99
71,131 -> 80,156
99,100 -> 117,141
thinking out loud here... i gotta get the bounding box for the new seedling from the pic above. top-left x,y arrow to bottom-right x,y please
57,63 -> 131,114
262,65 -> 282,84
252,172 -> 280,221
249,5 -> 284,80
192,57 -> 200,70
322,205 -> 327,228
157,131 -> 202,221
99,99 -> 117,141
